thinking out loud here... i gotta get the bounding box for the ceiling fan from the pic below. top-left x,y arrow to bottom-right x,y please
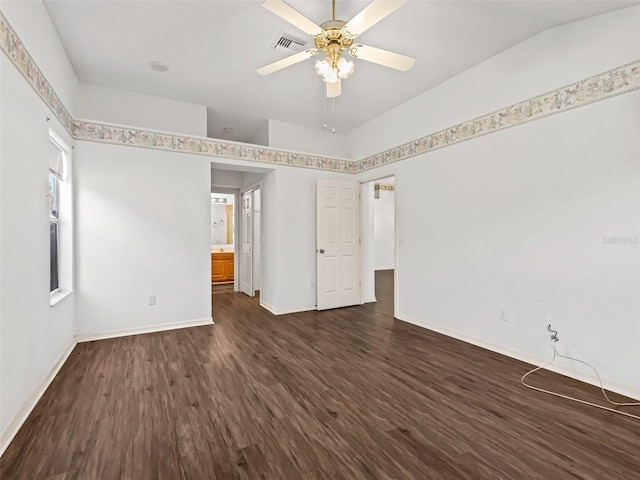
257,0 -> 415,98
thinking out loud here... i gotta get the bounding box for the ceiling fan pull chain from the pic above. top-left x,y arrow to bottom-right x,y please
331,97 -> 336,134
323,83 -> 328,130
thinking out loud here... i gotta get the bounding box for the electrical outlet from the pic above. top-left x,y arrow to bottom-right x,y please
148,294 -> 156,306
498,307 -> 508,322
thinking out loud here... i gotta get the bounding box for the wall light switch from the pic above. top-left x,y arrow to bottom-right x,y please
148,294 -> 156,306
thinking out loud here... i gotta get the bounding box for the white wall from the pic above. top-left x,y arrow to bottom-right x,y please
373,180 -> 395,271
0,0 -> 79,114
77,83 -> 207,137
242,172 -> 264,189
395,94 -> 639,393
211,169 -> 244,189
269,119 -> 349,159
0,1 -> 78,450
354,6 -> 640,395
74,142 -> 212,337
247,120 -> 269,147
347,6 -> 640,159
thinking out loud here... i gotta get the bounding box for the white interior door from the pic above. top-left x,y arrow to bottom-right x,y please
317,180 -> 361,310
241,191 -> 253,296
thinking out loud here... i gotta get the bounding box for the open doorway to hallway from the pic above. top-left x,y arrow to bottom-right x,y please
210,163 -> 270,299
361,175 -> 396,308
210,191 -> 236,291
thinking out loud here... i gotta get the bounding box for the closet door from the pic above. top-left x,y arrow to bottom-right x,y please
240,191 -> 253,296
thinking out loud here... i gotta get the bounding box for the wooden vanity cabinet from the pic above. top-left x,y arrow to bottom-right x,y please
211,252 -> 234,282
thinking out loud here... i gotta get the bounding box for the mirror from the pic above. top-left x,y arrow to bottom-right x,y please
211,193 -> 234,247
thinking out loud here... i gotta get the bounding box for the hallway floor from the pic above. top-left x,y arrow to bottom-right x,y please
1,271 -> 638,479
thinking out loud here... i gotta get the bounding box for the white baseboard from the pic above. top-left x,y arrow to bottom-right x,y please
260,301 -> 315,316
75,317 -> 214,343
0,339 -> 77,457
395,312 -> 640,402
363,296 -> 377,304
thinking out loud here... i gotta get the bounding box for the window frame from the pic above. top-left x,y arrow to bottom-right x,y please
48,130 -> 72,305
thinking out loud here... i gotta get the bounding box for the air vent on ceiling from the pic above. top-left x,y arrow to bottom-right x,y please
271,31 -> 308,54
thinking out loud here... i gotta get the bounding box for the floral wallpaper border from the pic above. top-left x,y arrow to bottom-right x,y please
356,59 -> 640,172
72,121 -> 357,173
0,11 -> 74,134
2,9 -> 639,173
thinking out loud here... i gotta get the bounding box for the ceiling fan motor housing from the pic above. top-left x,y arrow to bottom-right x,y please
314,20 -> 353,65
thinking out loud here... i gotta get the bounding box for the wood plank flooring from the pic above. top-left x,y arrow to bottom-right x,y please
211,283 -> 235,294
1,270 -> 639,479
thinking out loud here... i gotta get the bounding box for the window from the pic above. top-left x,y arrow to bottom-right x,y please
49,171 -> 60,293
48,130 -> 72,304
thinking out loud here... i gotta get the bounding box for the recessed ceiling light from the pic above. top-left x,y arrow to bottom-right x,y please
223,127 -> 233,134
150,62 -> 169,72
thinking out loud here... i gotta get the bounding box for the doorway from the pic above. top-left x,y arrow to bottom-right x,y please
210,191 -> 236,291
361,175 -> 396,308
210,162 -> 270,298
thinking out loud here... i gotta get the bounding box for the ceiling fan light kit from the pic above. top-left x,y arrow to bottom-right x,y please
258,0 -> 414,99
315,56 -> 355,83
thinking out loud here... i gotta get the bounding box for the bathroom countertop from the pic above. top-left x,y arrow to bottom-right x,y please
211,247 -> 234,253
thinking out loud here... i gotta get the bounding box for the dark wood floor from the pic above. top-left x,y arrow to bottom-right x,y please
2,270 -> 639,479
211,282 -> 235,294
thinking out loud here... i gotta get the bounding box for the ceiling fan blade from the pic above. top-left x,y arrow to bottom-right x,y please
257,49 -> 318,76
326,80 -> 341,98
349,44 -> 415,71
342,0 -> 406,38
263,0 -> 324,36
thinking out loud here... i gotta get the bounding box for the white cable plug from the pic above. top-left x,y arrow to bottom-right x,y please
521,326 -> 640,421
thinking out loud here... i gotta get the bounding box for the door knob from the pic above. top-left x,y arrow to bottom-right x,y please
319,249 -> 325,254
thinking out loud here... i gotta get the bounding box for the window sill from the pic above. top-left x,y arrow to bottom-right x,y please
50,290 -> 73,307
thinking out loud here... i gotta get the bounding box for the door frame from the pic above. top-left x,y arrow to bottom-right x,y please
358,172 -> 399,319
240,181 -> 262,297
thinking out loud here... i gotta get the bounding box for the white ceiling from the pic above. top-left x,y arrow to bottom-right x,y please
44,0 -> 638,143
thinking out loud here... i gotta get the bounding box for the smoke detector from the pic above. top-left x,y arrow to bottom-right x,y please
150,61 -> 169,72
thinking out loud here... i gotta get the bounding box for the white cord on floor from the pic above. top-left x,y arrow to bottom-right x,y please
521,327 -> 640,421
